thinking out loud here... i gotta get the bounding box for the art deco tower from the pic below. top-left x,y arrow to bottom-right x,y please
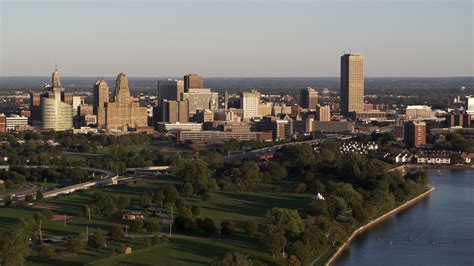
340,53 -> 365,116
114,73 -> 131,103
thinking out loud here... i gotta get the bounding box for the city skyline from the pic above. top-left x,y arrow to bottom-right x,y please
1,0 -> 472,77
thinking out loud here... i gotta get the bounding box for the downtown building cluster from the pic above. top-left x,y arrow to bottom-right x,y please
1,53 -> 472,151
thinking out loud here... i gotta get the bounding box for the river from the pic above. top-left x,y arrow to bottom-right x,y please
333,169 -> 474,266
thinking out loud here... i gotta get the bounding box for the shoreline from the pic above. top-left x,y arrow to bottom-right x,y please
324,186 -> 436,266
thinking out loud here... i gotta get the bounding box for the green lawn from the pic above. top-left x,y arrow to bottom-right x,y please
0,177 -> 314,265
89,236 -> 277,266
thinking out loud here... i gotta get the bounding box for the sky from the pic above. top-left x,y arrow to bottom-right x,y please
0,0 -> 473,77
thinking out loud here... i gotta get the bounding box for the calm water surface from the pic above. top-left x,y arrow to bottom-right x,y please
333,169 -> 474,266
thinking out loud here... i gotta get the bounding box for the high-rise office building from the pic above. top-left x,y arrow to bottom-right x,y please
30,67 -> 70,124
181,88 -> 219,116
340,53 -> 365,115
224,90 -> 229,110
300,87 -> 319,110
158,100 -> 189,123
158,79 -> 184,102
41,90 -> 73,131
241,91 -> 261,119
184,74 -> 204,92
316,105 -> 331,121
29,67 -> 74,129
95,73 -> 148,130
93,79 -> 110,125
405,121 -> 426,147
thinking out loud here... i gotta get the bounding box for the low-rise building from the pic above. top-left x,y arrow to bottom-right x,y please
157,122 -> 203,132
176,130 -> 272,142
6,115 -> 29,133
415,152 -> 451,165
313,121 -> 354,133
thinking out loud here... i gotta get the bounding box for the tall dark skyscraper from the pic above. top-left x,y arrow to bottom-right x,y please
340,53 -> 365,116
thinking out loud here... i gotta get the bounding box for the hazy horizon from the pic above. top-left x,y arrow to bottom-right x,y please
1,0 -> 473,77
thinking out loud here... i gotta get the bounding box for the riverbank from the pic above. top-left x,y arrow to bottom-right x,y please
324,186 -> 436,266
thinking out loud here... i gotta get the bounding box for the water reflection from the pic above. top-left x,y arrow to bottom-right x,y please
333,170 -> 474,266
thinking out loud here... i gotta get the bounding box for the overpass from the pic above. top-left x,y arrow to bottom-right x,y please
0,166 -> 118,202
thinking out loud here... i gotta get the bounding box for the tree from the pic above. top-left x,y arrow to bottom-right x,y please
236,161 -> 262,190
288,241 -> 311,264
144,219 -> 161,233
293,183 -> 307,194
140,192 -> 152,209
266,208 -> 305,238
163,184 -> 180,204
286,255 -> 301,266
220,220 -> 234,236
130,220 -> 144,234
311,198 -> 329,217
153,191 -> 165,206
88,230 -> 106,250
33,212 -> 45,242
36,190 -> 44,200
0,230 -> 29,266
39,245 -> 56,259
108,225 -> 124,241
206,152 -> 225,170
244,220 -> 258,237
182,182 -> 194,197
192,206 -> 203,217
260,226 -> 287,259
211,252 -> 262,266
173,158 -> 217,196
25,194 -> 34,202
200,218 -> 217,235
265,161 -> 287,182
67,236 -> 84,255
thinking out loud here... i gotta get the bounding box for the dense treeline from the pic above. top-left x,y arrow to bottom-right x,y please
170,141 -> 430,264
0,132 -> 167,174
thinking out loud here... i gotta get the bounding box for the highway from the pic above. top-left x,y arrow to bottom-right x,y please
0,166 -> 118,203
224,135 -> 345,162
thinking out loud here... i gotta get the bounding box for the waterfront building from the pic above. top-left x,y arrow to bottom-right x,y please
300,87 -> 319,110
415,152 -> 450,165
184,74 -> 204,92
340,53 -> 365,116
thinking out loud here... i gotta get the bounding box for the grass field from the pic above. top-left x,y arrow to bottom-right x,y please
89,236 -> 277,266
0,176 -> 313,265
